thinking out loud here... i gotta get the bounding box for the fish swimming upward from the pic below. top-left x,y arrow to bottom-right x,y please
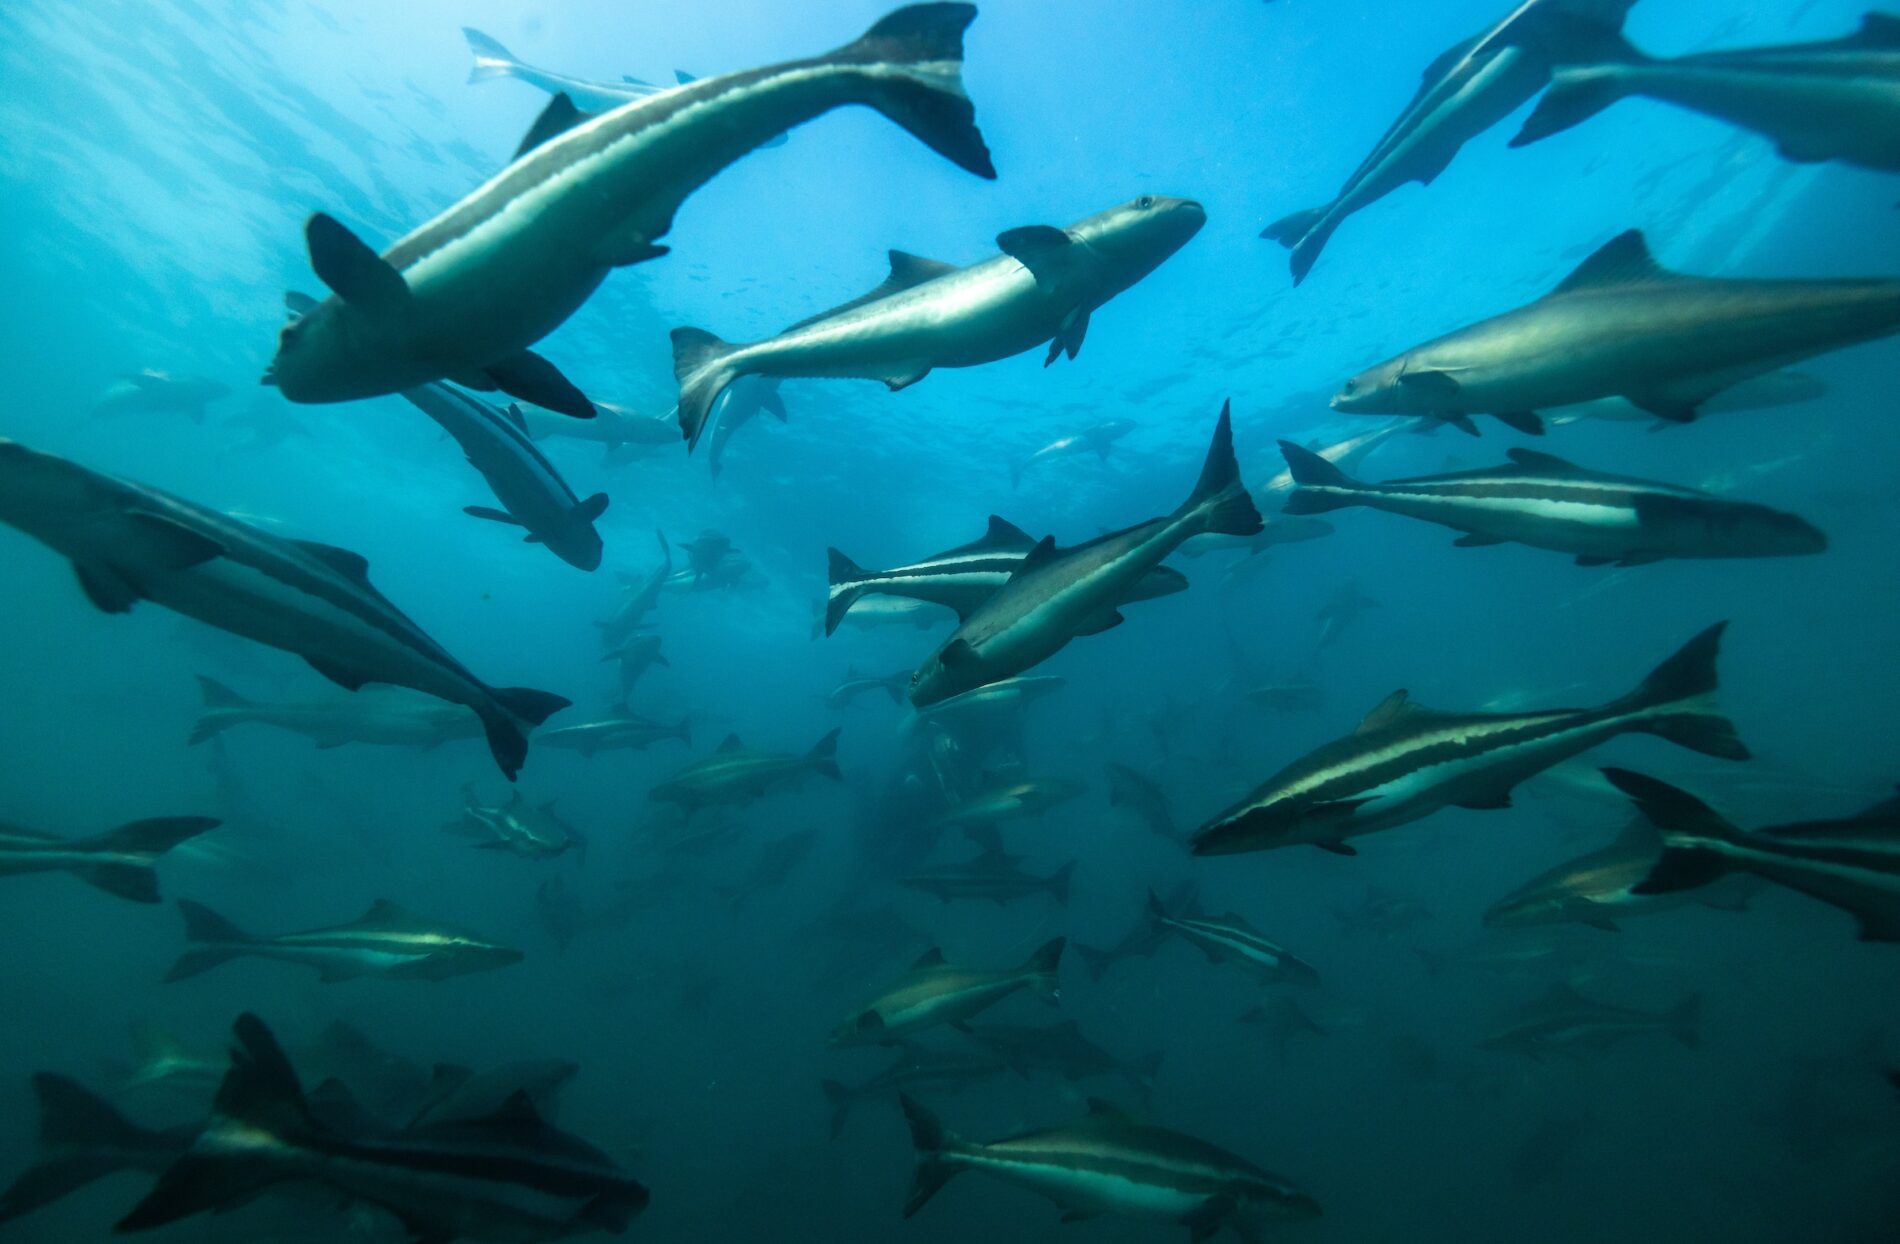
671,195 -> 1204,448
268,4 -> 996,416
1191,623 -> 1747,857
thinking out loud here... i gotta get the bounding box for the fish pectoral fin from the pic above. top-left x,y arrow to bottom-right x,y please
996,224 -> 1078,286
1313,840 -> 1357,856
879,366 -> 932,392
484,351 -> 596,419
1074,608 -> 1125,636
305,213 -> 409,314
1183,1195 -> 1236,1244
73,562 -> 144,613
1398,370 -> 1460,398
463,506 -> 523,526
1449,788 -> 1513,811
1452,532 -> 1507,548
593,230 -> 670,267
123,511 -> 224,569
1493,411 -> 1544,436
1043,308 -> 1091,367
1623,394 -> 1700,423
1443,414 -> 1480,436
303,656 -> 375,692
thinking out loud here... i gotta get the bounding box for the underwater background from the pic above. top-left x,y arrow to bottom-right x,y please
2,0 -> 1899,1240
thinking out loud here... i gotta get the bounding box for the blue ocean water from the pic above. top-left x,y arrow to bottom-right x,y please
1,0 -> 1898,1240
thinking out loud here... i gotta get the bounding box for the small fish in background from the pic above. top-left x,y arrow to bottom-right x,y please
819,1049 -> 1011,1139
1010,418 -> 1136,488
1311,579 -> 1378,653
0,440 -> 569,779
116,1025 -> 226,1101
91,369 -> 230,421
1239,997 -> 1329,1062
521,398 -> 679,458
1330,231 -> 1900,434
665,536 -> 753,592
898,849 -> 1075,906
1481,981 -> 1701,1058
827,666 -> 911,708
114,1014 -> 647,1238
1073,880 -> 1199,982
1605,768 -> 1900,943
1145,887 -> 1322,988
1106,761 -> 1179,841
829,938 -> 1066,1046
0,814 -> 217,904
1331,887 -> 1434,937
898,1094 -> 1319,1235
1512,14 -> 1900,173
929,775 -> 1088,835
704,377 -> 789,478
447,787 -> 587,861
1262,0 -> 1641,283
162,898 -> 524,983
270,5 -> 996,416
1192,622 -> 1747,857
672,195 -> 1204,448
1280,441 -> 1827,566
1484,814 -> 1762,933
960,1019 -> 1163,1103
599,633 -> 669,701
597,530 -> 671,648
537,710 -> 691,758
187,674 -> 484,752
1246,681 -> 1324,714
649,729 -> 843,815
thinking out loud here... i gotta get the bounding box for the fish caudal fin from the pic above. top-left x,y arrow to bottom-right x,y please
188,675 -> 250,744
1600,768 -> 1743,896
1613,623 -> 1749,760
1073,943 -> 1116,982
1261,206 -> 1339,286
73,817 -> 219,904
671,328 -> 742,451
1179,401 -> 1263,537
898,1094 -> 962,1216
832,4 -> 995,180
0,1075 -> 156,1223
1511,62 -> 1636,148
807,727 -> 844,781
164,899 -> 253,982
1022,936 -> 1066,997
1278,440 -> 1364,514
116,1014 -> 313,1233
825,548 -> 869,636
462,27 -> 523,84
481,686 -> 572,781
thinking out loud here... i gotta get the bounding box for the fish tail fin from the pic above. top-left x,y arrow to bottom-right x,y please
1178,401 -> 1262,537
0,1074 -> 156,1223
1511,59 -> 1636,148
1613,623 -> 1749,760
831,4 -> 995,180
808,727 -> 844,781
116,1015 -> 313,1233
820,1079 -> 854,1139
462,27 -> 522,84
898,1094 -> 963,1217
1600,768 -> 1743,897
1145,886 -> 1173,932
1260,204 -> 1325,248
1667,993 -> 1703,1050
825,549 -> 869,636
1047,861 -> 1076,904
188,675 -> 249,744
1262,203 -> 1337,283
1073,943 -> 1115,982
1022,936 -> 1066,997
164,899 -> 253,982
1277,439 -> 1364,514
71,817 -> 219,904
670,328 -> 743,451
480,686 -> 572,781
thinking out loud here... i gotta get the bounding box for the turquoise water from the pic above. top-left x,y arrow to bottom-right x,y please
1,1 -> 1898,1240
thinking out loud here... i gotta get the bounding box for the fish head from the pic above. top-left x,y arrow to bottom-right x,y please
1330,353 -> 1423,413
1482,888 -> 1568,930
1190,798 -> 1344,857
552,523 -> 606,572
827,1008 -> 887,1047
1072,195 -> 1206,277
266,298 -> 372,403
908,640 -> 985,708
0,440 -> 127,538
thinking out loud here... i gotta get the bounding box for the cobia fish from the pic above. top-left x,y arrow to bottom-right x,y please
0,816 -> 217,904
268,4 -> 996,416
672,195 -> 1204,448
187,674 -> 483,751
0,440 -> 567,779
164,899 -> 524,984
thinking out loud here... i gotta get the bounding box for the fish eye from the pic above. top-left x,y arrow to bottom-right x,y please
1341,379 -> 1357,393
1135,196 -> 1155,210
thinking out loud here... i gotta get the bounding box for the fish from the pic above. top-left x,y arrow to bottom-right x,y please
1605,767 -> 1900,943
408,1060 -> 580,1130
1331,230 -> 1900,435
1484,815 -> 1761,932
649,729 -> 843,814
667,537 -> 752,592
824,594 -> 948,636
1481,981 -> 1701,1057
522,400 -> 679,457
705,378 -> 790,477
1072,881 -> 1199,982
1191,622 -> 1747,856
1010,418 -> 1136,488
899,1094 -> 1320,1236
269,4 -> 995,415
91,369 -> 230,421
600,633 -> 668,700
163,898 -> 524,984
449,788 -> 586,860
827,516 -> 1192,637
0,440 -> 569,779
1311,580 -> 1379,652
829,938 -> 1066,1046
120,1025 -> 225,1099
960,1020 -> 1163,1101
1253,417 -> 1434,496
1331,888 -> 1434,937
672,195 -> 1204,447
394,381 -> 608,571
1280,441 -> 1827,566
1262,0 -> 1639,283
1177,515 -> 1336,561
115,1013 -> 647,1240
1246,682 -> 1324,713
910,403 -> 1261,706
827,666 -> 912,708
598,531 -> 671,647
0,1074 -> 194,1226
1106,762 -> 1179,841
1512,13 -> 1900,172
188,674 -> 484,751
1238,998 -> 1328,1062
819,1050 -> 1011,1139
1146,888 -> 1321,987
929,777 -> 1089,832
898,855 -> 1075,905
0,815 -> 217,904
906,676 -> 1067,730
538,712 -> 691,757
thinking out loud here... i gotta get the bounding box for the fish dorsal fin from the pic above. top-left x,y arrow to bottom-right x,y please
1609,814 -> 1662,854
978,515 -> 1035,550
481,1089 -> 546,1130
284,290 -> 319,319
1849,13 -> 1900,46
289,539 -> 374,586
1084,1097 -> 1134,1121
673,69 -> 698,85
996,225 -> 1077,284
1506,448 -> 1585,474
1012,535 -> 1060,576
715,734 -> 744,754
513,93 -> 598,161
1356,690 -> 1423,735
784,250 -> 958,332
621,74 -> 656,87
502,402 -> 530,433
1550,230 -> 1671,295
358,898 -> 422,929
1856,787 -> 1900,821
911,947 -> 947,970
